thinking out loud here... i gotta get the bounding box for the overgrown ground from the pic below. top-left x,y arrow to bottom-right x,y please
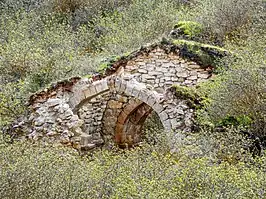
0,0 -> 265,198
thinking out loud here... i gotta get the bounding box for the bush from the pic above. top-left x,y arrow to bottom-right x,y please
171,21 -> 203,40
198,32 -> 266,138
0,10 -> 103,126
97,0 -> 180,54
191,0 -> 262,45
0,132 -> 265,199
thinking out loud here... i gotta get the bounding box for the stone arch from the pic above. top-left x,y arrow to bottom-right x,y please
112,76 -> 172,131
115,101 -> 153,147
70,78 -> 110,113
69,75 -> 174,147
70,76 -> 172,131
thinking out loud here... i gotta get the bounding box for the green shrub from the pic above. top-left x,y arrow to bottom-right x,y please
198,32 -> 266,137
97,0 -> 180,55
191,0 -> 262,45
0,82 -> 27,126
0,132 -> 265,199
173,21 -> 203,40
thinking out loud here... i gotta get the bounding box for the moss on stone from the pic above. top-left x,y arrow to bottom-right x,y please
171,39 -> 229,67
97,55 -> 121,74
172,85 -> 204,110
172,39 -> 227,53
95,38 -> 231,77
173,85 -> 198,101
174,21 -> 203,39
82,74 -> 93,79
96,51 -> 134,75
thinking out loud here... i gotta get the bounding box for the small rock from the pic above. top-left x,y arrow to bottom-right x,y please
47,131 -> 57,136
46,98 -> 61,107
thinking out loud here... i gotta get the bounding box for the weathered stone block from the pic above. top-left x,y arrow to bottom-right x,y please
46,98 -> 61,107
107,100 -> 123,109
137,62 -> 145,66
162,119 -> 172,131
148,71 -> 163,76
184,80 -> 193,85
124,84 -> 135,96
198,73 -> 211,79
165,72 -> 176,77
131,87 -> 140,98
114,77 -> 123,90
119,81 -> 127,93
161,63 -> 172,68
153,103 -> 164,113
138,90 -> 150,103
181,63 -> 188,68
94,80 -> 108,93
146,95 -> 157,107
83,86 -> 95,98
142,74 -> 156,80
187,76 -> 198,80
138,69 -> 148,74
188,64 -> 201,69
146,64 -> 155,71
159,111 -> 169,121
117,95 -> 128,103
176,71 -> 189,78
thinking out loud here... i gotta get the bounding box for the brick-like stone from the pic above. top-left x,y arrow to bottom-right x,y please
124,84 -> 135,96
131,87 -> 140,98
161,63 -> 172,68
159,111 -> 169,121
162,119 -> 172,131
148,71 -> 163,76
138,69 -> 148,74
116,80 -> 126,93
176,71 -> 189,78
188,64 -> 201,69
187,76 -> 198,80
117,111 -> 128,124
157,67 -> 168,73
138,90 -> 150,103
146,95 -> 157,107
94,82 -> 107,93
46,98 -> 61,107
83,86 -> 96,98
198,73 -> 211,79
142,74 -> 156,80
153,103 -> 164,113
107,100 -> 123,109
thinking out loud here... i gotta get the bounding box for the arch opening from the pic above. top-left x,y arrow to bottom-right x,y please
114,101 -> 164,148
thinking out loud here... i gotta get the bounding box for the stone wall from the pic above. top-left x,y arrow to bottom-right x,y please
24,44 -> 213,150
125,47 -> 211,92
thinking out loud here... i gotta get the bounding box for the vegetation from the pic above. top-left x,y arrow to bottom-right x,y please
1,131 -> 266,199
173,21 -> 203,40
0,0 -> 265,198
171,39 -> 229,66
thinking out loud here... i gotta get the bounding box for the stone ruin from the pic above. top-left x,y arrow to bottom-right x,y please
19,39 -> 228,150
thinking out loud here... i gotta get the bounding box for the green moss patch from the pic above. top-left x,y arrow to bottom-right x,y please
171,39 -> 230,67
82,74 -> 93,79
174,21 -> 203,39
172,85 -> 203,108
97,55 -> 121,74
